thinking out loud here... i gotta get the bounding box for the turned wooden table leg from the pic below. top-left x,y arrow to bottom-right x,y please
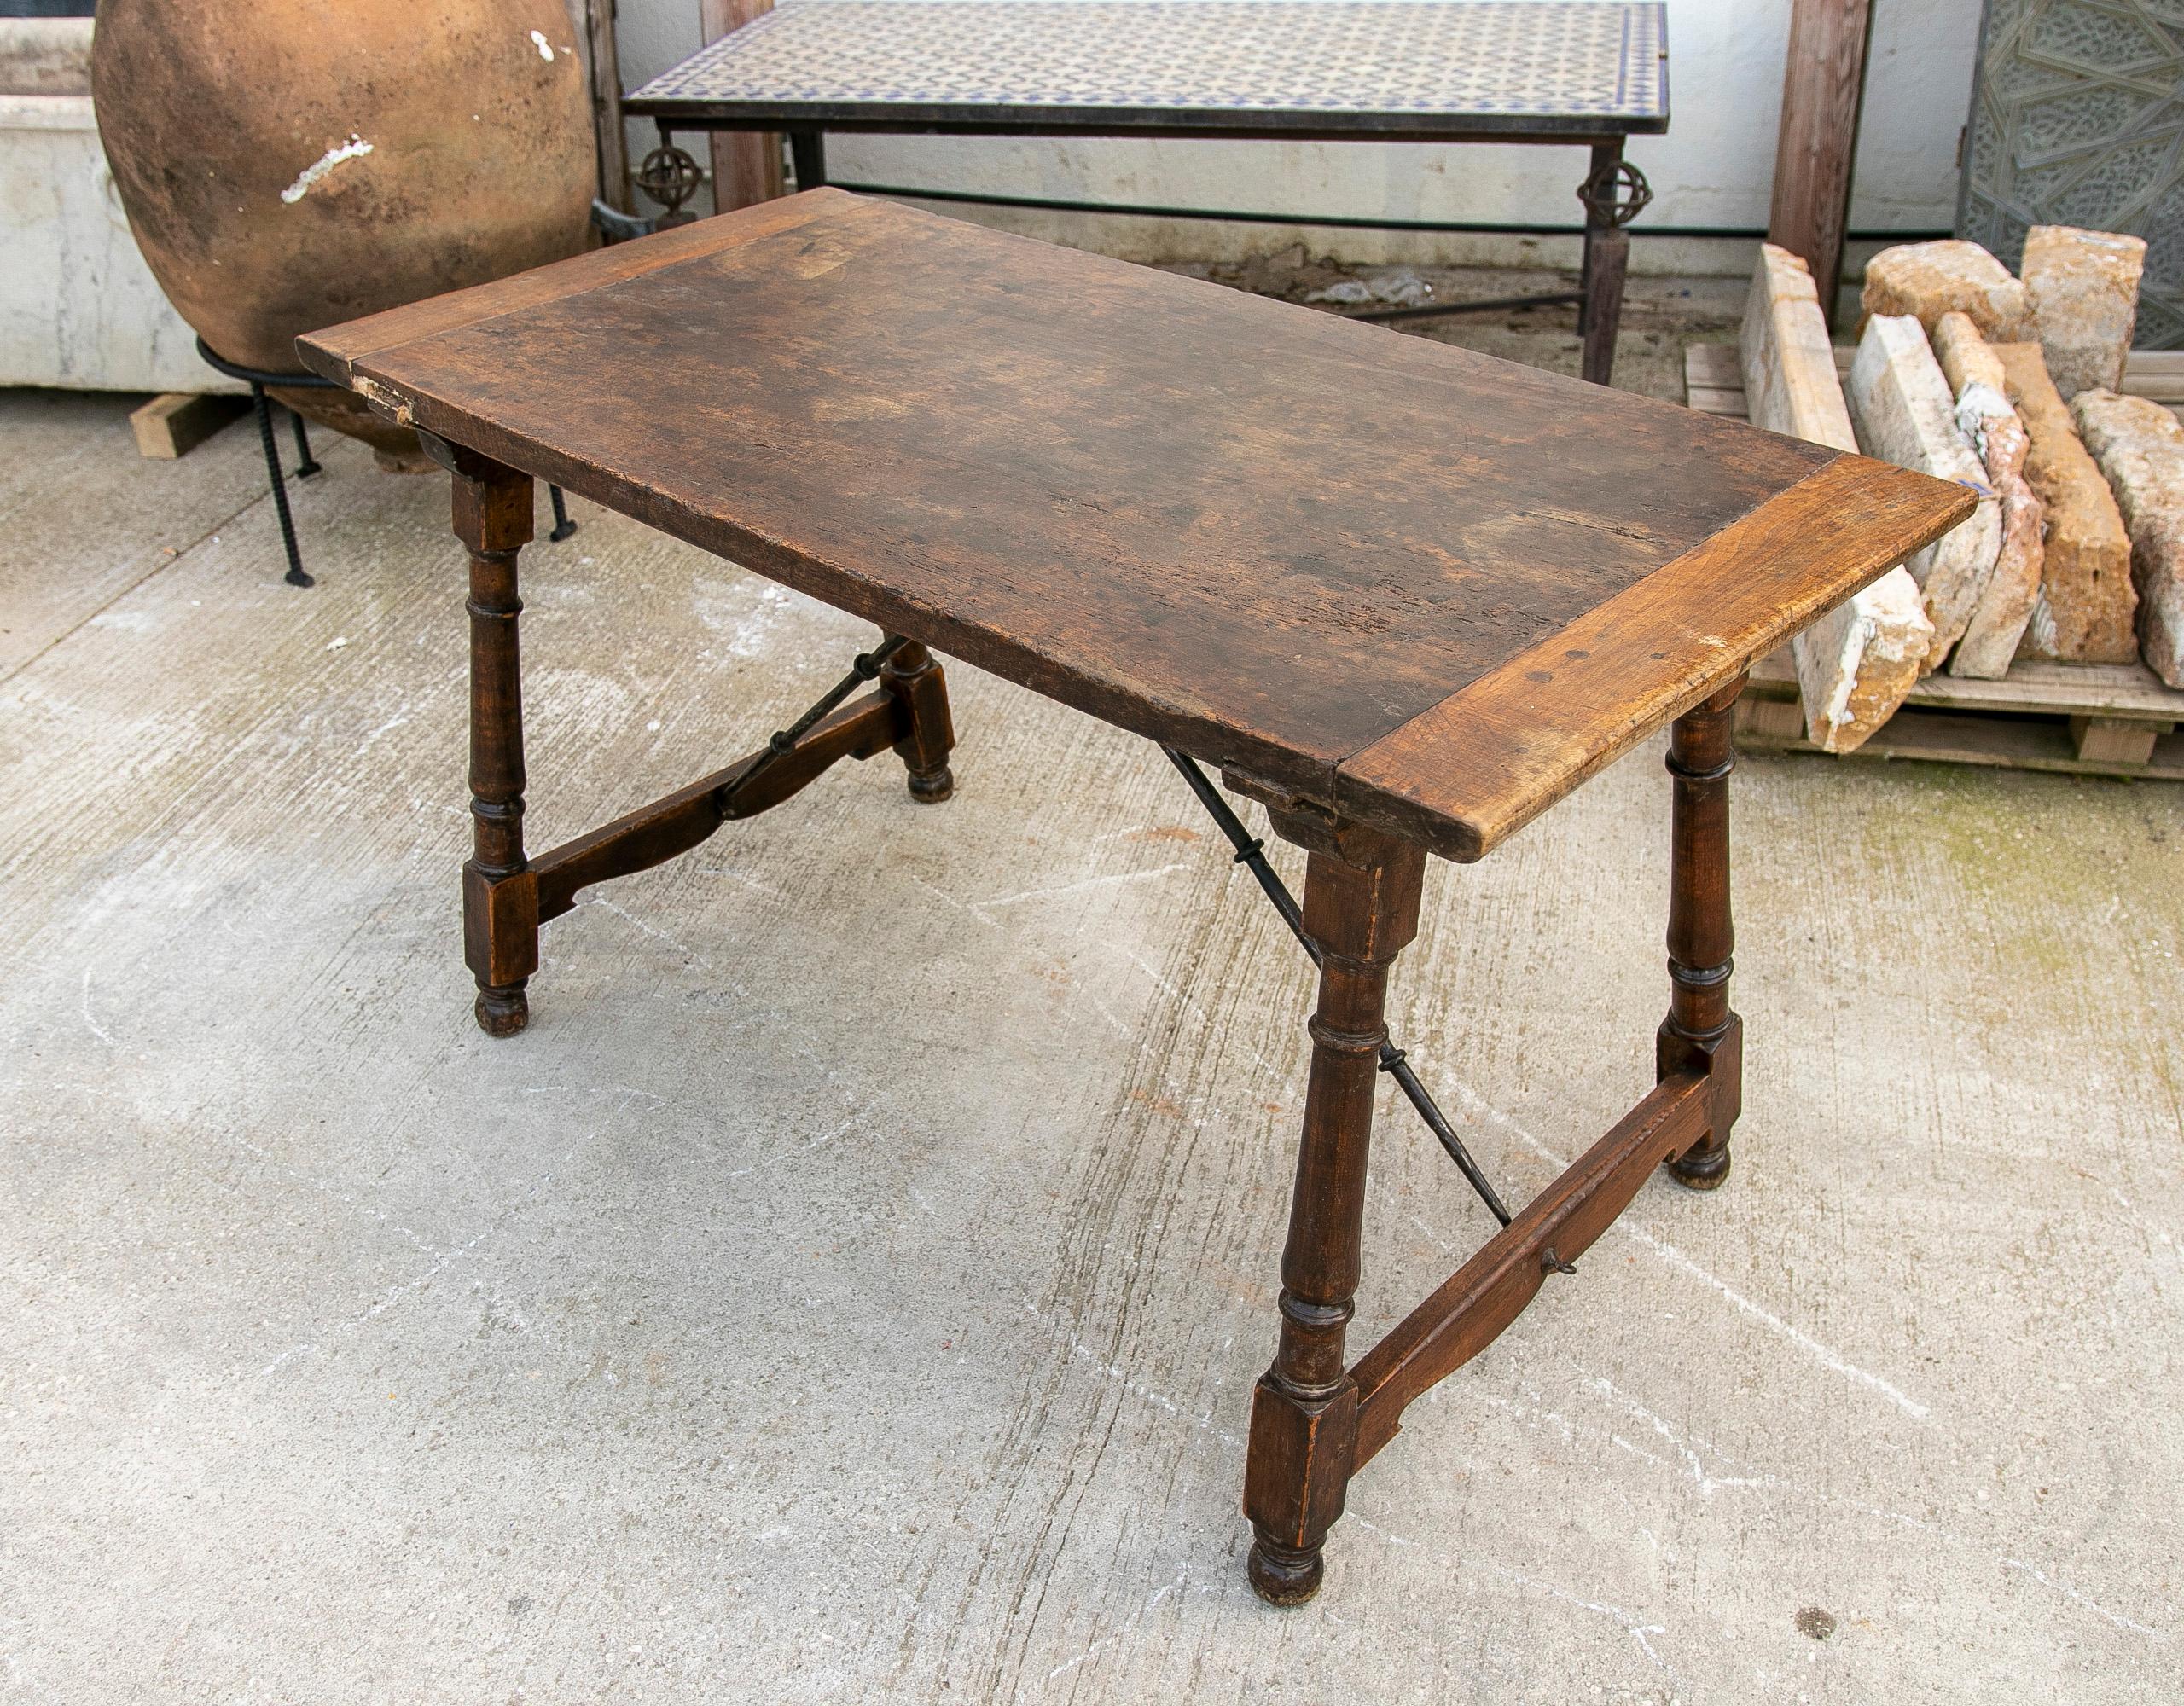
879,639 -> 956,803
1245,821 -> 1426,1604
1660,678 -> 1744,1187
429,437 -> 540,1037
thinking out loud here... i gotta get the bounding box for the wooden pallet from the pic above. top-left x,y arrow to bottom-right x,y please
1684,341 -> 2184,423
1686,341 -> 2184,780
1738,653 -> 2184,780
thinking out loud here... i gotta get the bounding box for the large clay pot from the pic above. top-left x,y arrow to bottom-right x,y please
91,0 -> 594,465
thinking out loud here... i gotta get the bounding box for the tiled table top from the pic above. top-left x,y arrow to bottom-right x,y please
624,2 -> 1670,135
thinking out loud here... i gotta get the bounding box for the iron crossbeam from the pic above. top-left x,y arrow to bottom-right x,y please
720,635 -> 910,809
1160,747 -> 1513,1227
1341,289 -> 1584,324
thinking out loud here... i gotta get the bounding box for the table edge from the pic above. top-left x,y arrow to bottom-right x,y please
1332,454 -> 1980,862
294,190 -> 853,385
619,98 -> 1669,140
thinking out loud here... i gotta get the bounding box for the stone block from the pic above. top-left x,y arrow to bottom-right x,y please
2072,387 -> 2184,688
1861,240 -> 2029,341
1846,314 -> 2002,668
1931,310 -> 2007,398
1740,243 -> 1930,751
1994,342 -> 2140,663
1742,243 -> 1859,453
2023,225 -> 2145,402
1791,571 -> 1935,752
1933,312 -> 2043,677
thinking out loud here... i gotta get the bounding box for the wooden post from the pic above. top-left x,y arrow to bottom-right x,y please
1766,0 -> 1875,331
1244,818 -> 1426,1604
578,0 -> 632,214
700,0 -> 786,211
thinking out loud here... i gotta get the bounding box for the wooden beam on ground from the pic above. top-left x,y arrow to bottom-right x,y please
1767,0 -> 1874,331
700,0 -> 785,212
129,393 -> 249,461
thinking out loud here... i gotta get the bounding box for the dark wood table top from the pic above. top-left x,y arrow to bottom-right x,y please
299,190 -> 1971,860
621,0 -> 1670,140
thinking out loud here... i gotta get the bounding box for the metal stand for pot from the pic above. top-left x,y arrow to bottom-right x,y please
187,207 -> 673,587
193,338 -> 578,589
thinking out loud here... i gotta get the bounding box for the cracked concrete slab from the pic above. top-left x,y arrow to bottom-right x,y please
0,369 -> 2177,1704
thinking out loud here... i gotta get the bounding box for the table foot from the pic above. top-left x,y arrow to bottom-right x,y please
1247,1535 -> 1325,1606
880,640 -> 957,805
906,764 -> 955,804
1665,1143 -> 1731,1190
474,982 -> 530,1038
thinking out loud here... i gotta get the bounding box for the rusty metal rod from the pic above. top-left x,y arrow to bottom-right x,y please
1161,746 -> 1513,1227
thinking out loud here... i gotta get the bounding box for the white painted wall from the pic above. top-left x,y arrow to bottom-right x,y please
610,0 -> 1985,275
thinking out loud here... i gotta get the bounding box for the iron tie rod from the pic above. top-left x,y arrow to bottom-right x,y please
1161,746 -> 1513,1227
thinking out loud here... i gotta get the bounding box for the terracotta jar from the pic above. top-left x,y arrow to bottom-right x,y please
91,0 -> 595,465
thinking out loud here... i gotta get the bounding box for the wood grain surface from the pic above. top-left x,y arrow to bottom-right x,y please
1339,456 -> 1972,856
301,189 -> 1967,859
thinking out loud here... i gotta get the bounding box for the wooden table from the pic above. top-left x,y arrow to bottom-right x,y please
622,0 -> 1670,385
299,189 -> 1968,1604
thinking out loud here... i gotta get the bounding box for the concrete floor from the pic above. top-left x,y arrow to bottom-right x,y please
2,290 -> 2179,1705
